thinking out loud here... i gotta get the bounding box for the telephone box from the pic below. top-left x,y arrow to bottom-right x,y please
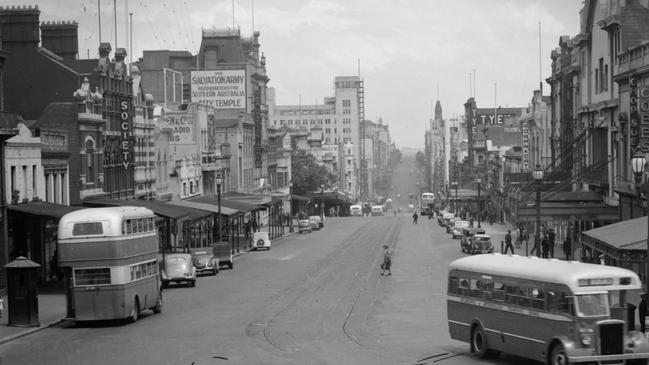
5,256 -> 40,327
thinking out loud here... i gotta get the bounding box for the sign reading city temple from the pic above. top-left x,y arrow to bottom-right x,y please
190,69 -> 247,109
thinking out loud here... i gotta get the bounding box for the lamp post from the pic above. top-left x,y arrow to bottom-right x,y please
631,149 -> 649,303
532,164 -> 544,257
476,177 -> 482,228
451,181 -> 458,214
320,184 -> 325,218
216,173 -> 223,242
289,181 -> 294,233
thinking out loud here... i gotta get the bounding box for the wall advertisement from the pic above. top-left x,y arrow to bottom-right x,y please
166,113 -> 195,144
191,69 -> 247,109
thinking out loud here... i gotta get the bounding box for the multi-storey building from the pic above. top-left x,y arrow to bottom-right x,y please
268,76 -> 367,198
140,28 -> 270,195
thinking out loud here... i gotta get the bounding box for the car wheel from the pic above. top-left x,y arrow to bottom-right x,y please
128,298 -> 140,322
228,262 -> 234,270
190,280 -> 196,287
213,268 -> 218,276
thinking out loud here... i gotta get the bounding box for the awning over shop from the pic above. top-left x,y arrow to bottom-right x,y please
222,192 -> 272,206
206,196 -> 265,213
582,216 -> 647,252
83,198 -> 190,220
171,198 -> 242,216
291,194 -> 311,201
516,202 -> 618,223
8,201 -> 84,218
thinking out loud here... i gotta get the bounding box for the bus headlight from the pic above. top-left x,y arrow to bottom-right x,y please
579,328 -> 594,347
579,333 -> 592,346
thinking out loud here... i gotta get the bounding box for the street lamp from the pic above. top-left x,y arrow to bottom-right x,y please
320,184 -> 325,218
532,164 -> 544,257
476,177 -> 482,228
631,149 -> 649,303
451,181 -> 458,214
215,173 -> 224,242
289,181 -> 294,233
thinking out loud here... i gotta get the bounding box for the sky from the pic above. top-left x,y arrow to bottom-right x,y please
3,0 -> 584,149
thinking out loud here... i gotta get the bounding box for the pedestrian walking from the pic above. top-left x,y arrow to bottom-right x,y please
530,234 -> 540,257
412,211 -> 419,224
563,236 -> 572,260
541,235 -> 549,258
381,245 -> 392,276
640,294 -> 648,333
504,229 -> 514,254
548,229 -> 556,258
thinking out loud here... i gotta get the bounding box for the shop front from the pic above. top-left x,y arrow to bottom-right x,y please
7,201 -> 84,284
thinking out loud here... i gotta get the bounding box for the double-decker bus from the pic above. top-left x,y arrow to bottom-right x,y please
420,192 -> 435,215
58,206 -> 163,322
448,254 -> 649,364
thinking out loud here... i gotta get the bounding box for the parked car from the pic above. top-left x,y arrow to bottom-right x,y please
213,241 -> 234,270
469,233 -> 494,255
308,216 -> 322,230
451,220 -> 470,238
298,219 -> 311,233
252,231 -> 271,250
190,248 -> 219,276
460,227 -> 486,253
161,253 -> 196,287
446,218 -> 460,233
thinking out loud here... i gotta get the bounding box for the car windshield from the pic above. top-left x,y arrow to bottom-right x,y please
575,293 -> 609,317
167,256 -> 187,263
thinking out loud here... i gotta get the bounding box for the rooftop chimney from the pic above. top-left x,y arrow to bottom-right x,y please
0,5 -> 41,46
40,20 -> 78,60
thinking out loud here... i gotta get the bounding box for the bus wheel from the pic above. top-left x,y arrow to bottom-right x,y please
549,344 -> 568,365
471,325 -> 489,358
628,360 -> 648,365
152,297 -> 162,314
128,298 -> 140,323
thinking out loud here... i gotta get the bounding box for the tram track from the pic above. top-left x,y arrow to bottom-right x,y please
251,217 -> 402,360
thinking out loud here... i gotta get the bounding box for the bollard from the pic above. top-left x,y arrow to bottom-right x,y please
501,241 -> 504,253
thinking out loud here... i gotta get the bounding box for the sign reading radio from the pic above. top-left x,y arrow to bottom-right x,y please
120,97 -> 133,169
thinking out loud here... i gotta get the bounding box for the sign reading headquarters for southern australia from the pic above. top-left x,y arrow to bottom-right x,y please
190,69 -> 247,109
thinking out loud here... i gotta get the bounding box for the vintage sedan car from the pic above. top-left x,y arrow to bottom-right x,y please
161,253 -> 196,287
446,218 -> 460,233
252,231 -> 271,250
308,216 -> 322,230
190,248 -> 219,276
460,227 -> 486,253
451,220 -> 470,238
298,219 -> 311,233
469,233 -> 494,255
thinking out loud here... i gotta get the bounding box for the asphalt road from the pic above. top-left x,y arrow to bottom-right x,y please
0,155 -> 535,365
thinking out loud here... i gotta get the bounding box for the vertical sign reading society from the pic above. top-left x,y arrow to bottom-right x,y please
630,77 -> 640,151
191,69 -> 247,109
120,97 -> 133,169
521,123 -> 530,172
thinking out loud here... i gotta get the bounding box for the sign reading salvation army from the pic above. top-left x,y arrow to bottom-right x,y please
191,70 -> 247,109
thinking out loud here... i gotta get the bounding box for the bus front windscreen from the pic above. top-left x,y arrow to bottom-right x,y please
575,293 -> 609,317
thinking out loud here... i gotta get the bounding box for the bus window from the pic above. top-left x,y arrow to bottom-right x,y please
448,276 -> 460,294
492,281 -> 505,302
530,288 -> 544,309
547,291 -> 575,315
72,222 -> 103,236
148,218 -> 155,232
576,293 -> 609,317
74,267 -> 111,285
136,219 -> 143,233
